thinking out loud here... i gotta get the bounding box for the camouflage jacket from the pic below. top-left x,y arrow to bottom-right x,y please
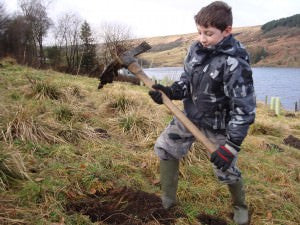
170,34 -> 256,147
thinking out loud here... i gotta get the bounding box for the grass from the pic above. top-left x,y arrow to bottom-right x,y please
0,60 -> 299,224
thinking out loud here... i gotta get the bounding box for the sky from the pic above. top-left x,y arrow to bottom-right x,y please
3,0 -> 300,39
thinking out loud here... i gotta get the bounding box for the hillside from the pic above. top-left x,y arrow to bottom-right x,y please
0,59 -> 300,225
138,25 -> 300,68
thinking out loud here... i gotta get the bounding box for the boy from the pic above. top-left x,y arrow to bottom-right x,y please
148,1 -> 256,225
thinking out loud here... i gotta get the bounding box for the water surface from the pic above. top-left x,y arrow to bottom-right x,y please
144,67 -> 300,110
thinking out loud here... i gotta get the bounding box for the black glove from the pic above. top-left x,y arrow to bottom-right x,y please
210,144 -> 238,172
148,84 -> 173,104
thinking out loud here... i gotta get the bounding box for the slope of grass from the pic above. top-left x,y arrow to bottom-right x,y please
139,25 -> 300,67
0,59 -> 299,224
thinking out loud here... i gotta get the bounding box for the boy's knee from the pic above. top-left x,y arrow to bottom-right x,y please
154,145 -> 177,160
213,166 -> 242,184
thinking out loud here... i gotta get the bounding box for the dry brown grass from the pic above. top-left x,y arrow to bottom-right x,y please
0,144 -> 29,191
0,62 -> 299,224
1,106 -> 63,144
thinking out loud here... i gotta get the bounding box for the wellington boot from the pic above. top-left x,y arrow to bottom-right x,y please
228,179 -> 249,225
160,159 -> 179,210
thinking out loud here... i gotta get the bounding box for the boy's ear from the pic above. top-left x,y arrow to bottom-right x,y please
223,26 -> 232,37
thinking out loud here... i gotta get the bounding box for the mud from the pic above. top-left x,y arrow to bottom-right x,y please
283,135 -> 300,150
94,128 -> 111,139
66,187 -> 185,224
197,213 -> 228,225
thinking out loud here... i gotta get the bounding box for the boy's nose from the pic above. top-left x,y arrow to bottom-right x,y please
199,35 -> 207,44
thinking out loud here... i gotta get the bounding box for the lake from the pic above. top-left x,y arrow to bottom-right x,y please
143,67 -> 300,111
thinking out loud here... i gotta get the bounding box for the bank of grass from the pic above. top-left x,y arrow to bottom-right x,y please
0,59 -> 299,224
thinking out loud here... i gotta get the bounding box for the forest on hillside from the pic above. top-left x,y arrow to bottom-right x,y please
0,0 -> 136,77
262,14 -> 300,32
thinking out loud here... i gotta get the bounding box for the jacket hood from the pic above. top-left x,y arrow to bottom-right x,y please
198,35 -> 250,63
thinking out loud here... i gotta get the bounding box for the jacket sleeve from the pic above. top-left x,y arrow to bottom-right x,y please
169,43 -> 196,100
169,72 -> 190,100
223,56 -> 256,147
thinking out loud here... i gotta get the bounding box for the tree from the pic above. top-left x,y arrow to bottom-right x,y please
4,15 -> 34,64
249,46 -> 269,64
99,22 -> 134,66
54,13 -> 82,73
18,0 -> 52,67
0,1 -> 9,57
0,1 -> 8,31
262,14 -> 300,32
45,45 -> 61,69
79,20 -> 97,74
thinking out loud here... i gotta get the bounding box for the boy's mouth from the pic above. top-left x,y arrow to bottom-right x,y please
203,44 -> 213,49
200,42 -> 211,48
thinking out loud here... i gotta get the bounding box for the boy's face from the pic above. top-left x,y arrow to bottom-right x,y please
196,25 -> 232,48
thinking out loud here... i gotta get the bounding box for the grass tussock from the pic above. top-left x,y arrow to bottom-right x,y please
58,124 -> 104,144
26,75 -> 63,100
0,145 -> 29,191
0,61 -> 299,225
111,95 -> 136,112
117,111 -> 162,141
249,122 -> 283,137
1,106 -> 62,144
0,57 -> 17,67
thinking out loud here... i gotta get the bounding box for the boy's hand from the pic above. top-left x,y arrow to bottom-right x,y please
210,145 -> 237,172
148,84 -> 172,104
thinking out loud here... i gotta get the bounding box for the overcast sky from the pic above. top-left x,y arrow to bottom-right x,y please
3,0 -> 300,38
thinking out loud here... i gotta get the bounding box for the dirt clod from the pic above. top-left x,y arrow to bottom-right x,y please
66,187 -> 184,224
283,135 -> 300,150
197,213 -> 228,225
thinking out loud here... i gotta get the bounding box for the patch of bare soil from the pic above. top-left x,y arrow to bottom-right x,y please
94,128 -> 111,139
283,135 -> 300,150
66,187 -> 185,224
197,213 -> 228,225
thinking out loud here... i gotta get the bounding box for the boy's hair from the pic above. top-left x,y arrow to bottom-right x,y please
194,1 -> 232,31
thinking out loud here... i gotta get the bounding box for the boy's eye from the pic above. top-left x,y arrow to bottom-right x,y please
206,32 -> 213,36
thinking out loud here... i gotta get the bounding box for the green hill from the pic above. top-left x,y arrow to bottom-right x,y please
0,58 -> 300,224
262,14 -> 300,32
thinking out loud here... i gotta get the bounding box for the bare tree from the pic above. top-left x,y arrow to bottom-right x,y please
18,0 -> 52,67
0,1 -> 8,31
99,22 -> 134,66
54,13 -> 82,73
0,1 -> 9,57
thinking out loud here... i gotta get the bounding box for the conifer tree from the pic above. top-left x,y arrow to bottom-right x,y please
80,21 -> 96,74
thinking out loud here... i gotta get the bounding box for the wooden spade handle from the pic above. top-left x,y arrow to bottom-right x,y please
127,62 -> 216,154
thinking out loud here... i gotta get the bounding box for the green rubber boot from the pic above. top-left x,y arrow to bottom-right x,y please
228,179 -> 249,225
160,159 -> 179,209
